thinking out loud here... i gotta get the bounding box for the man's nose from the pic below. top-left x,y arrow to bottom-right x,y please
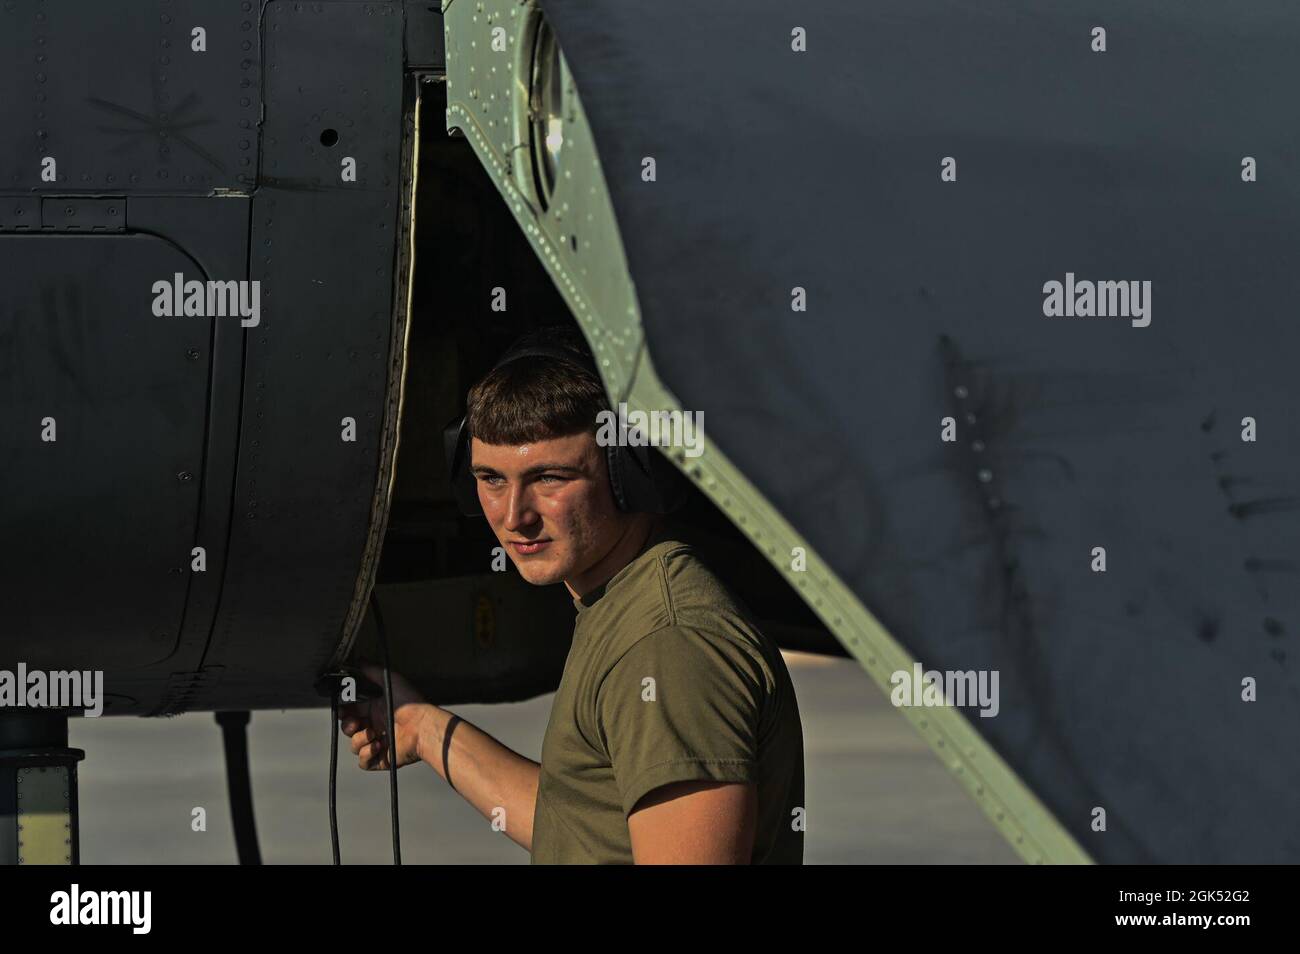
502,484 -> 540,531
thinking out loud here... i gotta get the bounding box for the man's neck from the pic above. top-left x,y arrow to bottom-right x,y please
565,515 -> 663,601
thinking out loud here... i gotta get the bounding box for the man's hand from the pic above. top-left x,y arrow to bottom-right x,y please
339,663 -> 433,771
627,780 -> 757,864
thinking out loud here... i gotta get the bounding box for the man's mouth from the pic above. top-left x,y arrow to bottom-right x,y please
510,539 -> 551,555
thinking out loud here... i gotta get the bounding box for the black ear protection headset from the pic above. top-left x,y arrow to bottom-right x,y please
441,339 -> 690,516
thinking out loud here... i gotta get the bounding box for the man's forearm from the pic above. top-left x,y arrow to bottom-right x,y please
415,704 -> 540,852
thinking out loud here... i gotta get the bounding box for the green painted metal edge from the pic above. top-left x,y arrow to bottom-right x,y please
16,766 -> 73,865
442,0 -> 1093,865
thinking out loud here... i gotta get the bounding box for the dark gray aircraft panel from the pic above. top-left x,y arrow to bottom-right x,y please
192,0 -> 407,711
121,195 -> 252,711
0,234 -> 208,668
1,0 -> 260,192
0,1 -> 412,715
541,1 -> 1300,862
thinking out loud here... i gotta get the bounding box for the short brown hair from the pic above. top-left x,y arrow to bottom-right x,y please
466,325 -> 611,445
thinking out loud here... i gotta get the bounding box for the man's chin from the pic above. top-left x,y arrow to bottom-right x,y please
513,562 -> 566,586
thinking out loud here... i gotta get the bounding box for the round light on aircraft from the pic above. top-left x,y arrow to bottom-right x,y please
529,18 -> 563,211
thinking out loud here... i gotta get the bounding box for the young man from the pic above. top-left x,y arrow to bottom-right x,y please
340,327 -> 805,864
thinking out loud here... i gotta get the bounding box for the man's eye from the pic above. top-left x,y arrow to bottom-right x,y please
479,475 -> 504,486
539,474 -> 567,484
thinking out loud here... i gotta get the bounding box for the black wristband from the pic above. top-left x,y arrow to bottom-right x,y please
442,714 -> 462,792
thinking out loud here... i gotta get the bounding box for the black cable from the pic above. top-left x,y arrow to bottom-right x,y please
371,588 -> 402,865
329,689 -> 340,865
215,710 -> 262,865
323,592 -> 401,865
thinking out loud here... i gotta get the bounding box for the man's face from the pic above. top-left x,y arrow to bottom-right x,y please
470,430 -> 627,593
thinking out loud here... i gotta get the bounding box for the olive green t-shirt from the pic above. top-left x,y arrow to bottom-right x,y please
530,532 -> 805,864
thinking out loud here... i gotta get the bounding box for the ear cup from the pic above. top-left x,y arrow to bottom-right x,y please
443,413 -> 483,516
609,441 -> 690,515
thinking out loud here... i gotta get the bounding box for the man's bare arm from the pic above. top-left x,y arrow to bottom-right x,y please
341,667 -> 540,853
627,780 -> 757,864
415,705 -> 541,852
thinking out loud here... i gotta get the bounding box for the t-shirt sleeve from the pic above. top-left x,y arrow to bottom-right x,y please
595,625 -> 764,817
